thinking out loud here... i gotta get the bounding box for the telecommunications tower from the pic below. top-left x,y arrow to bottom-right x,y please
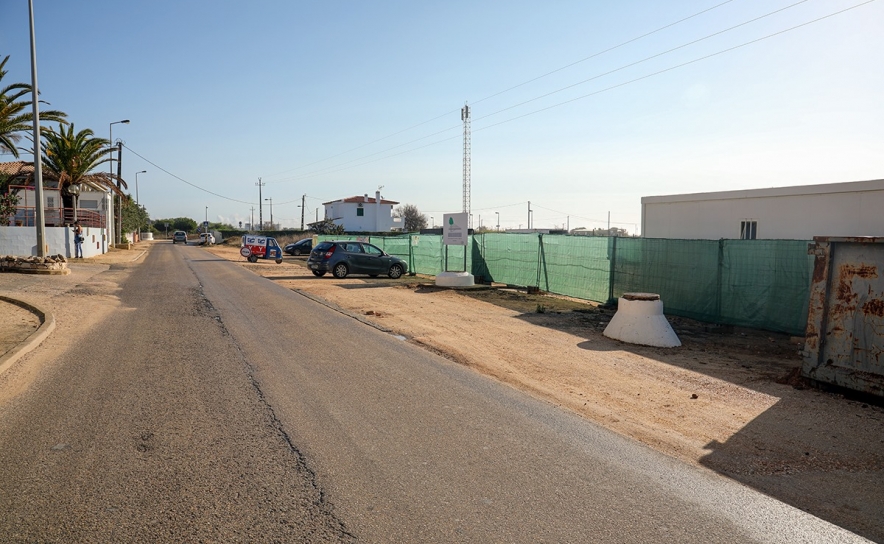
461,103 -> 471,228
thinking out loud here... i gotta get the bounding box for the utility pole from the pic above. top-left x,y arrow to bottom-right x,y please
300,194 -> 306,231
250,207 -> 254,232
528,201 -> 531,230
256,178 -> 265,230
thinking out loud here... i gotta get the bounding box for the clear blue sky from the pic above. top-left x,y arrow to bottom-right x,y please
2,0 -> 881,232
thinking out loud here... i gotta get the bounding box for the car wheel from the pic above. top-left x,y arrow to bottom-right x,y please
388,264 -> 404,279
248,255 -> 258,263
332,263 -> 349,279
293,249 -> 301,256
312,270 -> 326,277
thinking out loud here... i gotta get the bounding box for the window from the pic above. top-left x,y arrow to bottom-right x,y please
740,220 -> 757,240
356,207 -> 364,217
362,244 -> 383,256
47,196 -> 55,208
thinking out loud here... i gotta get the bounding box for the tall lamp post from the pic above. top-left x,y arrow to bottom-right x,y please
109,119 -> 129,247
135,170 -> 146,240
264,198 -> 273,230
27,0 -> 47,256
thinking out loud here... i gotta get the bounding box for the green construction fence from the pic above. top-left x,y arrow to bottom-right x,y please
316,234 -> 814,335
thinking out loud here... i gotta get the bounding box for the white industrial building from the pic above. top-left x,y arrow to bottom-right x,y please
323,190 -> 401,232
641,178 -> 884,240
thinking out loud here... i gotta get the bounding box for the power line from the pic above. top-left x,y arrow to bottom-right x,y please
475,0 -> 813,123
471,0 -> 740,107
473,0 -> 877,134
266,1 -> 870,184
122,144 -> 254,205
260,0 -> 740,180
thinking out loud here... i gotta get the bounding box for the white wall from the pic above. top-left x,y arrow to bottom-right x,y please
0,225 -> 107,258
326,200 -> 396,231
641,179 -> 884,240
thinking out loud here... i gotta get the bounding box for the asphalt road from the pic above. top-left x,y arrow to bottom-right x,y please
0,243 -> 869,543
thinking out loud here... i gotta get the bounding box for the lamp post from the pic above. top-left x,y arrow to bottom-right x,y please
264,198 -> 273,230
135,170 -> 146,205
27,0 -> 46,256
496,212 -> 500,231
109,119 -> 129,247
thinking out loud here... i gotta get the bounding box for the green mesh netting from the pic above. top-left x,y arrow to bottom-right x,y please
315,233 -> 813,335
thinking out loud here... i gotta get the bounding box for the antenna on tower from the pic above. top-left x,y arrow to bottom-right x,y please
461,102 -> 471,228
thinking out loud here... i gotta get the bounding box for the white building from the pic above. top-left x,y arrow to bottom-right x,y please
324,191 -> 400,232
641,179 -> 884,240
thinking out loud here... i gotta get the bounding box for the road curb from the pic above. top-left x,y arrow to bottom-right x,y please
0,296 -> 56,376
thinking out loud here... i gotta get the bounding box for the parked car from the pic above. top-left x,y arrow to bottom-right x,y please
284,238 -> 313,256
307,241 -> 407,279
199,232 -> 216,245
172,231 -> 187,244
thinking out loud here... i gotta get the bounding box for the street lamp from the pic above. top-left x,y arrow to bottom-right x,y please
135,171 -> 146,241
496,211 -> 500,231
264,198 -> 273,230
109,119 -> 129,247
135,170 -> 146,205
27,0 -> 47,256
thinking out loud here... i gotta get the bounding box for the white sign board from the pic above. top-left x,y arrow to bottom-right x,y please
442,213 -> 469,246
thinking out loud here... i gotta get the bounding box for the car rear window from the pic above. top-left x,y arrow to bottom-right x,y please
315,242 -> 334,251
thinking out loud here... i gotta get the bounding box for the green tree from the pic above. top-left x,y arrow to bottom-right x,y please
393,203 -> 428,231
0,55 -> 67,158
120,195 -> 149,234
309,218 -> 344,235
0,191 -> 19,225
41,123 -> 124,196
154,217 -> 198,233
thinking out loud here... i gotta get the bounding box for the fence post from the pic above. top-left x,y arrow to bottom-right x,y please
607,236 -> 618,304
716,239 -> 724,324
536,233 -> 544,289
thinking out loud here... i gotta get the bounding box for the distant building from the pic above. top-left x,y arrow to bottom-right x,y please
641,178 -> 884,240
324,190 -> 401,232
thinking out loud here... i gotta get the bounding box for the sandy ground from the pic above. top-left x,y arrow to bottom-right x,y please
2,240 -> 883,540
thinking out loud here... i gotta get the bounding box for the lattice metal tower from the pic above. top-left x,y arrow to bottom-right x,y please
461,103 -> 471,225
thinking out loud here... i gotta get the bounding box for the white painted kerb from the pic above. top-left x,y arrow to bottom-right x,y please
603,293 -> 681,348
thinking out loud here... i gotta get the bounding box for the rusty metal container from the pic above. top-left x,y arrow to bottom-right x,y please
802,236 -> 884,397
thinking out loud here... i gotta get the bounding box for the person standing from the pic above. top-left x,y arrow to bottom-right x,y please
73,222 -> 84,258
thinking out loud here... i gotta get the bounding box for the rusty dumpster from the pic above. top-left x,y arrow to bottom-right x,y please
802,236 -> 884,397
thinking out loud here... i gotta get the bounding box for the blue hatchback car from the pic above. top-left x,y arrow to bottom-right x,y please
307,241 -> 408,279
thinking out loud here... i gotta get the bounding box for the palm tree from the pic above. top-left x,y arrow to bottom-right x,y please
41,123 -> 126,196
0,55 -> 67,158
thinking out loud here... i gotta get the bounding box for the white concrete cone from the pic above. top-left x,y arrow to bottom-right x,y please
436,271 -> 475,287
603,293 -> 681,348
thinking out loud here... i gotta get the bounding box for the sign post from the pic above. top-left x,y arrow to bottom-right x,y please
436,212 -> 474,287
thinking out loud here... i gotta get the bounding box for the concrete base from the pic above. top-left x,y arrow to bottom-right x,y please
435,271 -> 475,288
603,293 -> 681,348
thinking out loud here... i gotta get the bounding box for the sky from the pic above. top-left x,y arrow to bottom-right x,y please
1,0 -> 882,233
